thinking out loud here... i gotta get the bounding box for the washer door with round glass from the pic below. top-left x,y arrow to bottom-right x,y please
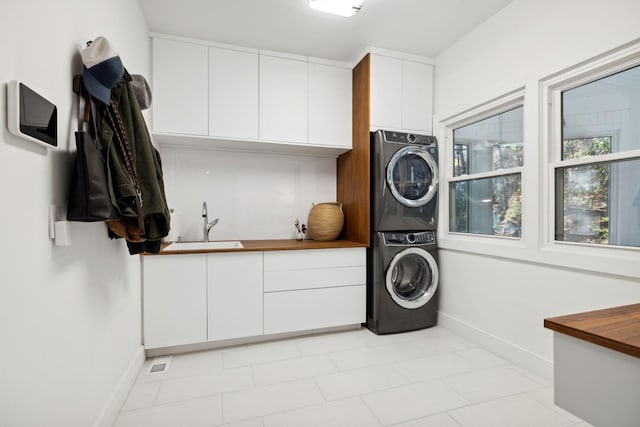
386,248 -> 439,309
386,146 -> 439,208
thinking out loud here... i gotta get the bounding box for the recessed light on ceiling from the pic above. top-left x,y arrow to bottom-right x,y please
308,0 -> 364,17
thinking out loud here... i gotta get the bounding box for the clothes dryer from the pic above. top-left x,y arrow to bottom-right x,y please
366,231 -> 439,334
371,130 -> 439,232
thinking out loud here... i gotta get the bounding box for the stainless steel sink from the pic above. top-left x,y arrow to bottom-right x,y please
163,241 -> 244,251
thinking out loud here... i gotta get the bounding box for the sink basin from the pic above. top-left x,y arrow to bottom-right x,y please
163,241 -> 244,251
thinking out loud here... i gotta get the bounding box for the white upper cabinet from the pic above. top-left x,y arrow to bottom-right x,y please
259,54 -> 308,143
370,53 -> 434,134
152,38 -> 208,135
308,62 -> 352,148
209,47 -> 259,140
370,54 -> 403,131
402,60 -> 434,134
151,35 -> 353,154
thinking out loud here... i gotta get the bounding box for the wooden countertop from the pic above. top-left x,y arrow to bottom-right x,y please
544,303 -> 640,359
149,239 -> 368,255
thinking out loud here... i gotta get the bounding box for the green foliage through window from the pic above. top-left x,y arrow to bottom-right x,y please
557,137 -> 611,244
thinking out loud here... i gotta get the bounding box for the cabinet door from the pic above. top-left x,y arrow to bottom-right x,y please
209,47 -> 259,139
402,60 -> 433,133
259,55 -> 308,143
152,38 -> 209,135
370,54 -> 402,130
142,255 -> 207,349
207,252 -> 263,341
308,63 -> 352,148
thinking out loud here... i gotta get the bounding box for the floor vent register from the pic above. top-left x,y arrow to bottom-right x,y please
146,356 -> 172,375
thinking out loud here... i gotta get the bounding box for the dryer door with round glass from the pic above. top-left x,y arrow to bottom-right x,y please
385,247 -> 439,309
386,146 -> 439,208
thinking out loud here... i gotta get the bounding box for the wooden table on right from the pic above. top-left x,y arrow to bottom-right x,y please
544,303 -> 640,427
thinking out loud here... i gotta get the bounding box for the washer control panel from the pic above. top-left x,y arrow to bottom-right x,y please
383,231 -> 436,246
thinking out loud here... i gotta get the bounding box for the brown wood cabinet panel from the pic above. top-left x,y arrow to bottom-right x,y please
337,54 -> 371,245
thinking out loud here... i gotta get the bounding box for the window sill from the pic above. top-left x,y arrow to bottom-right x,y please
438,234 -> 640,280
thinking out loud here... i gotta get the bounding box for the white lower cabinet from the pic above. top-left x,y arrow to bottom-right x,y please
263,248 -> 366,334
142,254 -> 207,349
207,252 -> 263,341
143,247 -> 365,350
264,286 -> 366,335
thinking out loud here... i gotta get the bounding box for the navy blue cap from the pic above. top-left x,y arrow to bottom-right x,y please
81,37 -> 124,104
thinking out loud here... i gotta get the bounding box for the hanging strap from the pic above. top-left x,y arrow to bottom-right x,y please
104,100 -> 145,234
73,75 -> 91,130
88,97 -> 99,137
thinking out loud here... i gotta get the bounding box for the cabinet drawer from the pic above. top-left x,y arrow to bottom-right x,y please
264,248 -> 365,271
264,285 -> 366,335
264,266 -> 365,292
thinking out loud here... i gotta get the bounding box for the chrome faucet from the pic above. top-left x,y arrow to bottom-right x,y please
202,201 -> 219,242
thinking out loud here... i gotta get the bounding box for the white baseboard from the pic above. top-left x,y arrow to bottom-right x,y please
145,324 -> 362,357
93,345 -> 145,427
438,312 -> 554,380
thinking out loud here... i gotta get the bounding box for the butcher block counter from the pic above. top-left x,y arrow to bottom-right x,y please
544,303 -> 640,358
544,304 -> 640,427
149,239 -> 368,255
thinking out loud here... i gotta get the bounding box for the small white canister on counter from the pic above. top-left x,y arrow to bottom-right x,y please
164,208 -> 180,242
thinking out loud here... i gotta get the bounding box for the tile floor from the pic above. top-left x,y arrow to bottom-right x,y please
115,326 -> 592,427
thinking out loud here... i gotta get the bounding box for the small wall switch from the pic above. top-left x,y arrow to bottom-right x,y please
48,205 -> 56,240
54,221 -> 72,246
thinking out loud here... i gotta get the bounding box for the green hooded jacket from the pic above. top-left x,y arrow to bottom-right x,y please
98,73 -> 170,241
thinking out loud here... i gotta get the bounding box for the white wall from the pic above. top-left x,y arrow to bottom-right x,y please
434,0 -> 640,377
160,147 -> 337,242
0,1 -> 150,426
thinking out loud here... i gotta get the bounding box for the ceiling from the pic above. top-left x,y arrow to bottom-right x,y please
138,0 -> 515,62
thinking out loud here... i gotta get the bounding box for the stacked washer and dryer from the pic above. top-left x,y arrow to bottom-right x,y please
366,130 -> 440,335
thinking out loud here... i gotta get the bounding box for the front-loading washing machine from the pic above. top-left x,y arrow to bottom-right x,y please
371,130 -> 439,231
366,231 -> 439,335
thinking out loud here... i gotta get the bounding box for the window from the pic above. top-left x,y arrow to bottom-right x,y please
449,106 -> 524,237
553,65 -> 640,248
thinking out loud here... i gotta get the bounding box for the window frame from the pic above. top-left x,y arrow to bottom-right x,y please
435,42 -> 640,279
542,45 -> 640,253
441,89 -> 526,241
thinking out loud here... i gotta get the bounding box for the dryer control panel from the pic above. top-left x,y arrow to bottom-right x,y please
383,231 -> 436,246
382,130 -> 437,147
